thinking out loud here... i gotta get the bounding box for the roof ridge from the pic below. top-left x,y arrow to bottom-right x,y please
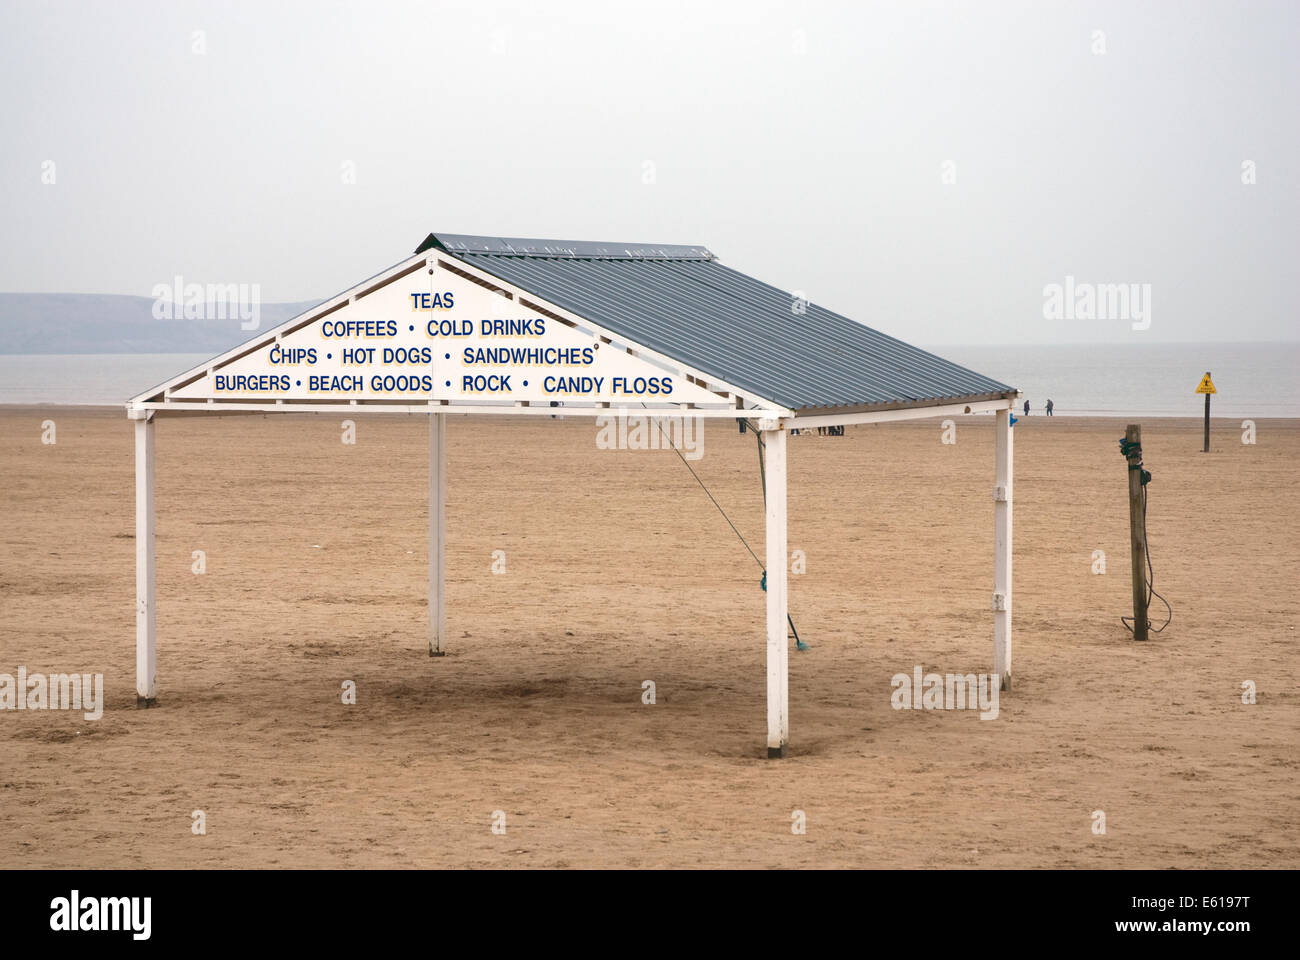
415,232 -> 714,262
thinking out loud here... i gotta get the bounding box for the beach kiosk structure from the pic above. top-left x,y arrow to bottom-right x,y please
127,233 -> 1019,757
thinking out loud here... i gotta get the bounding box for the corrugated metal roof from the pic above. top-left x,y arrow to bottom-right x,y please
430,232 -> 714,261
415,232 -> 1016,412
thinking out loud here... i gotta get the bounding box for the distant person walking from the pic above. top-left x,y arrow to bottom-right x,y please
1046,398 -> 1054,417
1023,399 -> 1030,416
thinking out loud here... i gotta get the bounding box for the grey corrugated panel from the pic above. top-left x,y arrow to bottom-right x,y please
635,259 -> 975,405
666,260 -> 1005,404
460,255 -> 836,406
419,232 -> 1015,410
499,257 -> 798,398
463,253 -> 1008,409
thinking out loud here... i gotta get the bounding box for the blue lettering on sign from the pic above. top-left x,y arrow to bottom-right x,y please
480,318 -> 545,336
341,347 -> 374,364
321,320 -> 397,337
268,345 -> 316,365
409,292 -> 456,310
370,374 -> 434,392
309,375 -> 365,392
426,318 -> 474,337
215,374 -> 290,391
462,374 -> 512,392
383,347 -> 433,364
543,376 -> 605,394
462,346 -> 594,365
612,376 -> 673,396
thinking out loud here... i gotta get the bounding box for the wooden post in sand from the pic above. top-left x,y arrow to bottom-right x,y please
133,411 -> 158,704
1124,424 -> 1149,642
429,411 -> 446,656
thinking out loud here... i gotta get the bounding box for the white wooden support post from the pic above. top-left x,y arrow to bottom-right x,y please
993,407 -> 1013,691
429,412 -> 446,656
762,421 -> 789,758
134,412 -> 157,706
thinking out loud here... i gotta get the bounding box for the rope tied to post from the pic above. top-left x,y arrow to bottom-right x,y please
1119,437 -> 1152,485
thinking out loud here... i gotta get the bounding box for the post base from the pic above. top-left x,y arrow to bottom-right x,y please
999,672 -> 1011,693
767,745 -> 787,759
429,649 -> 446,658
136,695 -> 158,709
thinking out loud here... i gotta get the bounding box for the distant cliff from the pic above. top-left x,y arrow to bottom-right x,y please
0,293 -> 322,353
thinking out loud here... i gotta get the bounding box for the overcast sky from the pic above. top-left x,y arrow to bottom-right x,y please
1,0 -> 1295,344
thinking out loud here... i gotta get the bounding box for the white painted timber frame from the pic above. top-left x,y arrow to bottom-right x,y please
429,412 -> 447,657
760,421 -> 790,757
134,412 -> 157,705
125,249 -> 1017,754
993,407 -> 1014,690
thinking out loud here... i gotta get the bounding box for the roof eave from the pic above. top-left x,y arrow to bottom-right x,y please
792,389 -> 1021,419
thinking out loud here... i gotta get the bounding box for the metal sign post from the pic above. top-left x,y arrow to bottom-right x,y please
1195,372 -> 1216,453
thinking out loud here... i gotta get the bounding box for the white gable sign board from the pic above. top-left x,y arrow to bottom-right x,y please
169,264 -> 722,407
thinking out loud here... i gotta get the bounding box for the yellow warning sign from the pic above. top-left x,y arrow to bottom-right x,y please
1195,373 -> 1217,395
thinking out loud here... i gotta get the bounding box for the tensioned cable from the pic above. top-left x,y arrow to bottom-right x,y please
640,405 -> 806,648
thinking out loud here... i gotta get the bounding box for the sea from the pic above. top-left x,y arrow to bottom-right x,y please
0,342 -> 1296,418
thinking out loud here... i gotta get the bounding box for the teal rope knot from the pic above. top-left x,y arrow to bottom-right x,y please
759,570 -> 810,650
1119,438 -> 1152,484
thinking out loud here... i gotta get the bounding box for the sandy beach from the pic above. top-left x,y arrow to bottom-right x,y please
0,406 -> 1296,868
